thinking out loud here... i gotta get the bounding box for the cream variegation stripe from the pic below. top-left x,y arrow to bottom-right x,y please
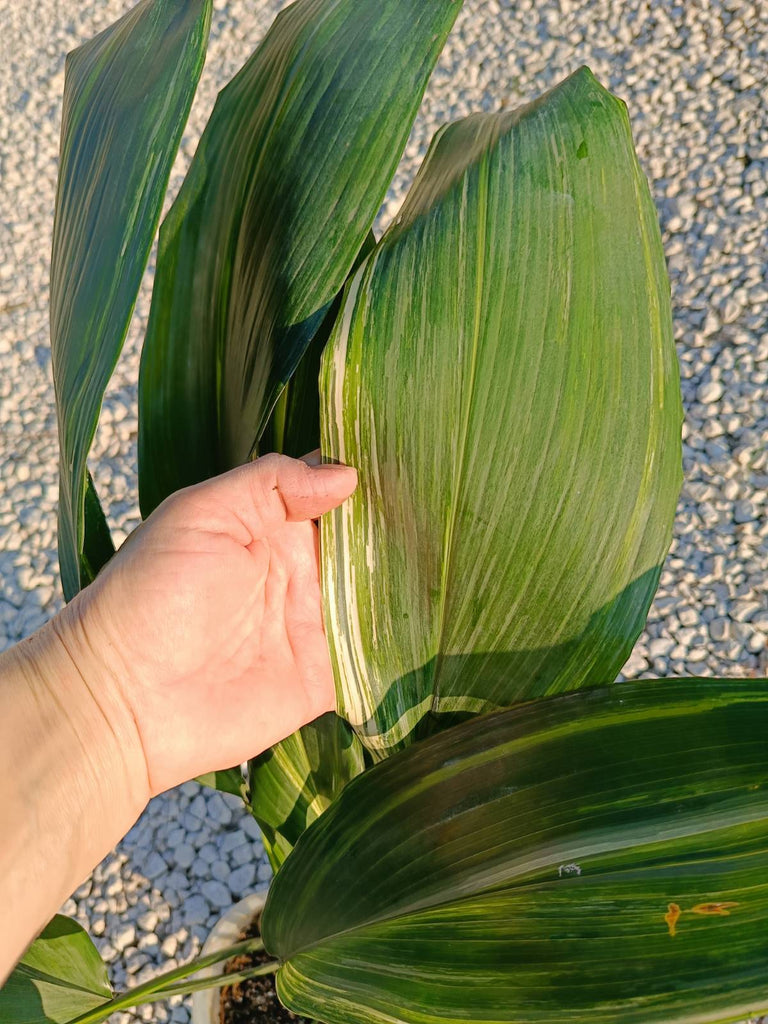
322,258 -> 379,734
321,68 -> 682,760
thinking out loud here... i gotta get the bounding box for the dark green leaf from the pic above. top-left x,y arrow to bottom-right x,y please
0,916 -> 111,1024
79,474 -> 115,586
258,231 -> 378,460
52,0 -> 212,600
138,0 -> 464,516
263,679 -> 768,1024
320,68 -> 683,757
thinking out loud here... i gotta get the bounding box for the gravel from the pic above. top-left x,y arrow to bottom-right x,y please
1,0 -> 767,1022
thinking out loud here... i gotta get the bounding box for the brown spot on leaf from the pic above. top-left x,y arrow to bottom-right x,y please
690,902 -> 739,917
665,902 -> 681,937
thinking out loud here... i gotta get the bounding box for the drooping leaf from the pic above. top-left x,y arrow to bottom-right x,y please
80,474 -> 115,586
138,0 -> 464,517
0,916 -> 111,1024
52,0 -> 212,600
248,712 -> 367,871
263,679 -> 768,1024
320,68 -> 683,758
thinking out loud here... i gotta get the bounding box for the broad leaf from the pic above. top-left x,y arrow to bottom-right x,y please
320,68 -> 683,757
52,0 -> 212,600
0,916 -> 111,1024
263,679 -> 768,1024
138,0 -> 463,517
248,712 -> 367,871
248,230 -> 378,869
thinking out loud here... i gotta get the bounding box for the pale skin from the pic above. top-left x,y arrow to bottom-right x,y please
0,453 -> 358,983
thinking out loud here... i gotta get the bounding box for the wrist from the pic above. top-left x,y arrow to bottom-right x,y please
45,598 -> 152,817
7,602 -> 151,854
0,605 -> 149,973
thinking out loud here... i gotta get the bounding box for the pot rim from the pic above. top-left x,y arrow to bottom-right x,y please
190,886 -> 270,1024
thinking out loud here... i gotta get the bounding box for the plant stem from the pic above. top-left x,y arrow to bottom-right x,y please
67,936 -> 276,1024
146,958 -> 279,999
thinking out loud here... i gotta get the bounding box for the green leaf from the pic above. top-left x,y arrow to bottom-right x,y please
259,231 -> 378,460
320,67 -> 683,758
248,712 -> 367,871
249,230 -> 378,871
138,0 -> 464,517
196,765 -> 249,803
79,474 -> 115,587
0,916 -> 111,1024
263,679 -> 768,1024
52,0 -> 212,601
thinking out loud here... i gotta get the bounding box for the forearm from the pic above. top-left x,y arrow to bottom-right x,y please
0,607 -> 149,982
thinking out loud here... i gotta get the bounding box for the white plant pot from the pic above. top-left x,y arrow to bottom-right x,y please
191,887 -> 270,1024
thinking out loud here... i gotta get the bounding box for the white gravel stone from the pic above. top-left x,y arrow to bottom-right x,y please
113,925 -> 136,953
622,650 -> 648,676
648,637 -> 674,659
171,844 -> 195,870
201,879 -> 232,910
187,794 -> 208,821
732,601 -> 762,623
678,607 -> 699,627
697,381 -> 724,405
182,895 -> 211,928
211,859 -> 230,882
709,617 -> 731,642
221,830 -> 248,854
206,792 -> 235,827
141,852 -> 168,882
136,911 -> 158,933
733,500 -> 757,523
241,815 -> 264,841
228,862 -> 257,894
231,843 -> 257,868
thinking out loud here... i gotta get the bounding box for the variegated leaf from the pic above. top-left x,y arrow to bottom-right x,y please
263,679 -> 768,1024
248,712 -> 367,871
320,68 -> 683,757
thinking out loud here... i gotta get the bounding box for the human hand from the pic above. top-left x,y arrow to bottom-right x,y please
56,454 -> 358,796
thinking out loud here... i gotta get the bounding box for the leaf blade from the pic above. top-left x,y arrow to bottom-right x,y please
138,0 -> 464,516
248,712 -> 367,871
52,0 -> 212,600
320,68 -> 683,757
0,917 -> 111,1024
263,679 -> 768,1024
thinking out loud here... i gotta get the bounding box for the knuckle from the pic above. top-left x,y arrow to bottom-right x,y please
254,451 -> 291,472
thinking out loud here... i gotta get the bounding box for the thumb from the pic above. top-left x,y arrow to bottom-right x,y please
183,453 -> 358,540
